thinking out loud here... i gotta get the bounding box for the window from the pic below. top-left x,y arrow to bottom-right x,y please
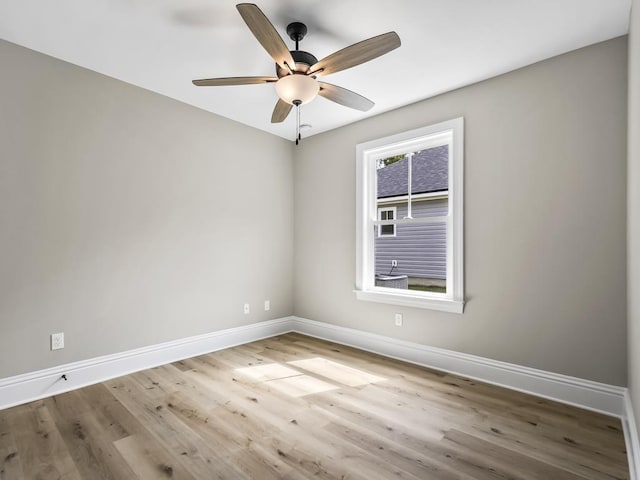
378,207 -> 396,237
355,118 -> 464,313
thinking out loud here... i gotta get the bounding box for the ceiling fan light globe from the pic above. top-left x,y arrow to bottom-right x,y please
275,74 -> 319,105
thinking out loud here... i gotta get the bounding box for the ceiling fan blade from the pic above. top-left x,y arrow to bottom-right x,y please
318,82 -> 374,111
237,3 -> 296,71
309,32 -> 400,77
192,76 -> 277,86
271,99 -> 293,123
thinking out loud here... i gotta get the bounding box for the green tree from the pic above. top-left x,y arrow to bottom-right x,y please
377,154 -> 406,169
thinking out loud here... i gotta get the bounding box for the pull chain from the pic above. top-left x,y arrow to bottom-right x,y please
296,104 -> 300,145
294,100 -> 302,145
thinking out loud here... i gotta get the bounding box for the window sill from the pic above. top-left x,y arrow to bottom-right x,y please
354,289 -> 464,314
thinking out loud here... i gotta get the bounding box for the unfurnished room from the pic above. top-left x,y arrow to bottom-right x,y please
1,0 -> 640,478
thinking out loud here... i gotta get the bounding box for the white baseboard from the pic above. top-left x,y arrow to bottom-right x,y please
0,315 -> 628,418
624,391 -> 640,480
290,316 -> 627,418
1,315 -> 635,476
0,317 -> 293,411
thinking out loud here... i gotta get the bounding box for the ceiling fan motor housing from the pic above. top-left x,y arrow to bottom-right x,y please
275,21 -> 318,77
276,50 -> 318,77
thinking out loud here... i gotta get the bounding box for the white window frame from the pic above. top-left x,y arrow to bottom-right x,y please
355,118 -> 464,314
377,206 -> 397,237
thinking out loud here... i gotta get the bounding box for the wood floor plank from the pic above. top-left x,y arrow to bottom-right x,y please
0,333 -> 629,479
0,415 -> 23,480
458,419 -> 627,479
44,391 -> 138,480
436,428 -> 588,480
113,433 -> 196,480
6,401 -> 82,479
321,420 -> 474,480
107,375 -> 247,479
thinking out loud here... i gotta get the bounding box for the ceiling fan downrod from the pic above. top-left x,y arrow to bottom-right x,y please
286,22 -> 307,52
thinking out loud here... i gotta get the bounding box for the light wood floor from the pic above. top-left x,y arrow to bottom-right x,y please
0,333 -> 629,479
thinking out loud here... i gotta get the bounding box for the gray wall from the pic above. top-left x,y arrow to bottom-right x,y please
628,0 -> 640,430
0,40 -> 294,378
294,37 -> 628,386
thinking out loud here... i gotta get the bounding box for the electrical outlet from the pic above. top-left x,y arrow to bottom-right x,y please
264,300 -> 270,311
394,313 -> 403,327
51,332 -> 64,350
244,303 -> 250,314
391,260 -> 398,267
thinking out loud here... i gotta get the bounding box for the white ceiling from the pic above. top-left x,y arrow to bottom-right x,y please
0,1 -> 631,141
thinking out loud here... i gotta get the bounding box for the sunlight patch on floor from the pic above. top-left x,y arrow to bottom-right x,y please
265,374 -> 338,397
287,357 -> 386,387
235,363 -> 302,382
234,357 -> 386,397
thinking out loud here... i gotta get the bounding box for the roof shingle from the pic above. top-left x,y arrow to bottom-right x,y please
377,145 -> 448,198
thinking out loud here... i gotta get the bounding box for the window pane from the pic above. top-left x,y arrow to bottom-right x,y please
375,146 -> 448,293
411,198 -> 448,219
380,224 -> 395,236
410,145 -> 448,217
410,146 -> 448,194
376,146 -> 448,220
377,155 -> 408,215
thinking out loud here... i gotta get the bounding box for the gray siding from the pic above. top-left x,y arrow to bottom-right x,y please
375,198 -> 447,280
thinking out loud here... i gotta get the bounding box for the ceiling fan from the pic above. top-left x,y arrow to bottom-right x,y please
192,3 -> 401,143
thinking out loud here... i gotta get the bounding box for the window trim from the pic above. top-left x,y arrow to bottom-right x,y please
377,206 -> 397,237
355,118 -> 464,313
377,191 -> 448,206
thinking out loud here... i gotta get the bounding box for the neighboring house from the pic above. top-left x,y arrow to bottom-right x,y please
375,145 -> 448,286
